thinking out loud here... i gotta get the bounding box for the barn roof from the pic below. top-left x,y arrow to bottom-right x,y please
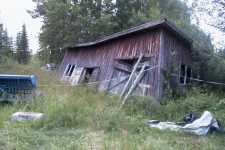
67,19 -> 191,49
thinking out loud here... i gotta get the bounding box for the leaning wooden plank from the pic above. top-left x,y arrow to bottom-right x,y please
121,64 -> 146,107
137,61 -> 151,68
139,83 -> 152,96
61,64 -> 70,81
70,67 -> 84,86
106,69 -> 116,91
108,76 -> 129,91
120,53 -> 143,98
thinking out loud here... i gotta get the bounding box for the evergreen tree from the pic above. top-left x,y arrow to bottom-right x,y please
16,24 -> 30,64
16,32 -> 22,63
0,24 -> 3,53
0,23 -> 13,62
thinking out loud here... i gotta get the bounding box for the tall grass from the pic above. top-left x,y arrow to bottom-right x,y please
1,85 -> 224,133
0,60 -> 224,149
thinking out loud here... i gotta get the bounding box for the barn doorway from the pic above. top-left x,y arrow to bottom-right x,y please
83,68 -> 95,83
80,67 -> 100,84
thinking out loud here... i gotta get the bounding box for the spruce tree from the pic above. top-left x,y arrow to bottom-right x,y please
16,24 -> 30,64
0,23 -> 13,62
0,24 -> 3,54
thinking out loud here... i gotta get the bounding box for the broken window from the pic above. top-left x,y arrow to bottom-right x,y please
114,57 -> 142,73
64,64 -> 76,77
179,64 -> 191,85
186,67 -> 192,84
65,64 -> 71,76
80,67 -> 100,83
68,65 -> 75,76
83,68 -> 94,83
119,59 -> 137,66
180,64 -> 186,84
70,67 -> 84,85
63,64 -> 100,86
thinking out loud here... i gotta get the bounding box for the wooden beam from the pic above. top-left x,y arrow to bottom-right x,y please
120,53 -> 144,98
107,76 -> 129,91
121,64 -> 147,107
61,64 -> 70,81
113,63 -> 132,73
106,69 -> 115,91
139,83 -> 151,96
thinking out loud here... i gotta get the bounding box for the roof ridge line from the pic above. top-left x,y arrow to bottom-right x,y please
67,19 -> 191,49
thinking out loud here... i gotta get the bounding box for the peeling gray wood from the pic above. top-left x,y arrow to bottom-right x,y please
108,76 -> 129,91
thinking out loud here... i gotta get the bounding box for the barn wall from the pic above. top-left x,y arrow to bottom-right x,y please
59,29 -> 162,97
162,30 -> 191,68
159,29 -> 192,98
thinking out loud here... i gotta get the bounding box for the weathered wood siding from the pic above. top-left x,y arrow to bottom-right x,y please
158,30 -> 192,98
162,30 -> 191,68
59,29 -> 161,97
59,28 -> 192,99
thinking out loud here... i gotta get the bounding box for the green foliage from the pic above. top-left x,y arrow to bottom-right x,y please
0,56 -> 18,69
35,0 -> 117,64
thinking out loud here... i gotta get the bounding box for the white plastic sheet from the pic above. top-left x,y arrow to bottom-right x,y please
148,111 -> 220,136
182,111 -> 219,135
11,112 -> 44,122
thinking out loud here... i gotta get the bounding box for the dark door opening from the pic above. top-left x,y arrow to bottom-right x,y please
78,67 -> 100,85
179,64 -> 192,85
180,64 -> 186,84
83,68 -> 95,83
186,67 -> 192,83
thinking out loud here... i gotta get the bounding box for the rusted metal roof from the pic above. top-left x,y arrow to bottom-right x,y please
67,19 -> 191,49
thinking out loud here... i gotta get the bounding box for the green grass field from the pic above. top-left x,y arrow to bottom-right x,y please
0,62 -> 224,150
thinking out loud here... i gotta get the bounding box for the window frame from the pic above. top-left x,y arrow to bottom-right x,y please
179,64 -> 192,85
65,64 -> 71,76
64,64 -> 76,77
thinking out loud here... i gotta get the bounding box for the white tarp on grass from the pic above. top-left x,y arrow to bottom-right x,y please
11,112 -> 44,122
148,111 -> 220,136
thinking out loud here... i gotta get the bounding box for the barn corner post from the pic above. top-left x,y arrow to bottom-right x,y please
157,29 -> 166,101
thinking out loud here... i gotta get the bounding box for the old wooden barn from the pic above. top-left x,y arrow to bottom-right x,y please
59,19 -> 192,100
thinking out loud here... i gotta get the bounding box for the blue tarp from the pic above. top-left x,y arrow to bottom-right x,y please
0,74 -> 37,88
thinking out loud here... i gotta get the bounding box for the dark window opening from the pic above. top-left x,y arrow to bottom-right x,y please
180,64 -> 186,84
116,57 -> 139,67
119,59 -> 137,66
65,64 -> 71,76
68,65 -> 75,76
179,64 -> 192,85
83,68 -> 94,83
115,58 -> 143,73
186,67 -> 192,83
